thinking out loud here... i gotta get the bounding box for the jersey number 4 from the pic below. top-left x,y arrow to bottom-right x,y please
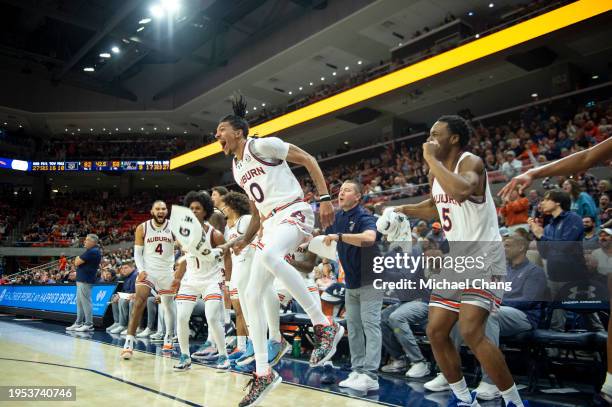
155,243 -> 163,255
441,208 -> 452,232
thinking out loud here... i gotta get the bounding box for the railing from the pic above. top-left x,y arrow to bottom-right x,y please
7,256 -> 76,279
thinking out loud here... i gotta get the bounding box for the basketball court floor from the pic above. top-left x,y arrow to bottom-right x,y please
0,316 -> 590,406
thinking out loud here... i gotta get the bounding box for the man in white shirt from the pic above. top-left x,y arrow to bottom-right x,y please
500,151 -> 522,181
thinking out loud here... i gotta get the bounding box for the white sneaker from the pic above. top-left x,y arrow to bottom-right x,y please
110,325 -> 125,334
424,373 -> 449,392
474,381 -> 501,400
120,328 -> 128,336
106,323 -> 119,332
136,327 -> 152,338
406,361 -> 430,378
381,358 -> 406,373
348,374 -> 379,392
136,327 -> 143,334
75,324 -> 94,332
150,331 -> 164,341
66,323 -> 82,331
339,371 -> 360,388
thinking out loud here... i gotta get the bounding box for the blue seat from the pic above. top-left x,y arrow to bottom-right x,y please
532,329 -> 596,348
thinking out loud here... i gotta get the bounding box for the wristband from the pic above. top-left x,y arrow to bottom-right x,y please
318,195 -> 331,202
338,233 -> 343,242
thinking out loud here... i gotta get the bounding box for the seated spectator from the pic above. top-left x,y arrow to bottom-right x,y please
425,222 -> 449,252
500,190 -> 529,232
599,194 -> 612,227
588,228 -> 612,276
583,216 -> 600,250
107,263 -> 138,334
500,151 -> 522,181
314,262 -> 336,291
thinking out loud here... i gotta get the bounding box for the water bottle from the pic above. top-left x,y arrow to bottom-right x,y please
292,335 -> 301,357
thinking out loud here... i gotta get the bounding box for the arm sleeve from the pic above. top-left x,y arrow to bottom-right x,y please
134,245 -> 145,272
80,249 -> 92,262
250,137 -> 290,160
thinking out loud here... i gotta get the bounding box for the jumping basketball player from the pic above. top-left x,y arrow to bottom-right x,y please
121,200 -> 176,360
396,115 -> 527,407
216,96 -> 344,407
219,191 -> 254,361
173,191 -> 231,371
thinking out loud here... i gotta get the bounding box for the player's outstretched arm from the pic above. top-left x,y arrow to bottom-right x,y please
133,224 -> 145,274
499,137 -> 612,199
395,198 -> 439,220
286,144 -> 334,228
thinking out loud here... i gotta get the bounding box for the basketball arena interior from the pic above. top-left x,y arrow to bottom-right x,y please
0,0 -> 611,406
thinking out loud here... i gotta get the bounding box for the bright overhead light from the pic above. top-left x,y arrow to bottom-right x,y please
344,141 -> 349,145
288,91 -> 292,95
65,128 -> 68,131
332,72 -> 336,76
90,128 -> 93,131
83,67 -> 94,72
115,128 -> 119,131
183,130 -> 187,134
475,34 -> 480,38
3,122 -> 7,125
161,0 -> 180,13
128,128 -> 131,131
77,128 -> 80,131
592,74 -> 599,79
245,110 -> 249,114
166,127 -> 170,130
398,42 -> 402,46
136,26 -> 145,32
139,18 -> 152,24
531,93 -> 538,98
253,107 -> 257,111
489,3 -> 494,8
18,124 -> 22,128
141,127 -> 144,130
52,189 -> 59,193
309,82 -> 313,86
111,46 -> 120,54
102,128 -> 106,131
298,86 -> 303,91
261,103 -> 265,107
153,127 -> 157,130
357,60 -> 362,65
99,53 -> 111,58
320,77 -> 325,81
344,66 -> 349,70
150,5 -> 164,18
468,11 -> 474,16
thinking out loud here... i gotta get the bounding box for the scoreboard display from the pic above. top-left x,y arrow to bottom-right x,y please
30,160 -> 171,172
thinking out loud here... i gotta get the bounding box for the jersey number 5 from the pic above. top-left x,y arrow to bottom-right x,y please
155,243 -> 163,255
441,208 -> 452,232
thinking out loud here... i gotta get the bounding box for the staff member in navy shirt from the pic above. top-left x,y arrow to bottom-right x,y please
323,180 -> 381,392
66,234 -> 102,332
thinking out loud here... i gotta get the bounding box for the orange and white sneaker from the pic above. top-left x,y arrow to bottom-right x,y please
120,348 -> 133,360
162,343 -> 173,352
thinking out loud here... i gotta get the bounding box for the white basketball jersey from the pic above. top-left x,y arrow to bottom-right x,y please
232,138 -> 303,216
224,214 -> 253,259
431,152 -> 501,242
184,223 -> 223,283
142,219 -> 175,273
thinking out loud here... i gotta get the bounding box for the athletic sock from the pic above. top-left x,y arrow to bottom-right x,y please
603,372 -> 612,396
124,335 -> 135,349
255,353 -> 270,376
501,384 -> 523,407
448,377 -> 472,403
237,336 -> 247,351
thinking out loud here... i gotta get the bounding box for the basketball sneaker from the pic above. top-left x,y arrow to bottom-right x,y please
191,341 -> 216,358
173,354 -> 192,371
424,373 -> 449,392
136,327 -> 152,338
234,361 -> 255,374
149,331 -> 164,341
66,323 -> 82,331
75,324 -> 94,332
309,320 -> 344,367
228,348 -> 244,362
239,370 -> 282,407
406,361 -> 430,378
236,340 -> 255,366
162,334 -> 173,352
268,338 -> 291,367
381,358 -> 406,373
215,355 -> 230,370
474,381 -> 501,400
120,348 -> 133,360
446,391 -> 480,407
339,371 -> 360,388
106,323 -> 119,332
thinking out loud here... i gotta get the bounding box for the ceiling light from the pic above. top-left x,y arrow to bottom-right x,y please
309,82 -> 313,86
253,107 -> 257,110
531,93 -> 538,98
128,128 -> 131,131
468,11 -> 474,16
344,141 -> 349,145
320,77 -> 325,81
398,42 -> 402,46
592,74 -> 599,79
150,5 -> 164,18
357,60 -> 362,65
83,67 -> 94,72
111,46 -> 120,54
115,128 -> 119,131
141,127 -> 144,130
245,110 -> 249,114
3,122 -> 8,125
52,189 -> 59,193
136,26 -> 145,32
18,125 -> 22,128
65,129 -> 68,132
77,128 -> 80,131
102,128 -> 106,131
161,0 -> 180,13
489,3 -> 494,8
183,130 -> 187,134
153,127 -> 157,130
166,127 -> 170,130
90,128 -> 93,131
299,86 -> 303,91
332,72 -> 336,76
99,53 -> 111,58
288,91 -> 292,95
139,18 -> 152,24
344,66 -> 349,70
475,34 -> 480,38
261,103 -> 265,107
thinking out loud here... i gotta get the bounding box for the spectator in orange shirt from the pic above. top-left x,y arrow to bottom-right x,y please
500,190 -> 530,232
58,254 -> 67,272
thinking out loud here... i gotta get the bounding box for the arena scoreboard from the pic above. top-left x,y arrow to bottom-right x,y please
30,160 -> 171,172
